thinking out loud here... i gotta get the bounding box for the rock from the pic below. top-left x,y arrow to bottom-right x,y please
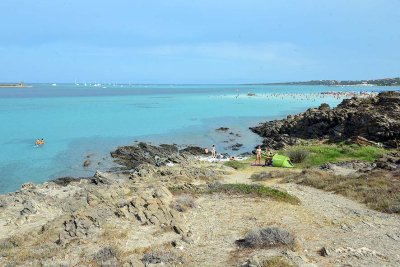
241,255 -> 262,267
216,127 -> 229,132
57,215 -> 99,245
319,247 -> 330,257
228,143 -> 243,151
51,176 -> 82,186
111,142 -> 204,169
179,146 -> 205,155
94,247 -> 119,267
250,92 -> 400,149
21,182 -> 35,190
374,152 -> 400,171
20,200 -> 37,215
83,159 -> 91,167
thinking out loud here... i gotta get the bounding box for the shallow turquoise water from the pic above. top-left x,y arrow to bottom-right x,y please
0,84 -> 396,193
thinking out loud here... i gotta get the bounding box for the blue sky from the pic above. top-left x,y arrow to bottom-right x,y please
0,0 -> 399,83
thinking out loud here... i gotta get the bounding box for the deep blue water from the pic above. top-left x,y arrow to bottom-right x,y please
0,84 -> 396,193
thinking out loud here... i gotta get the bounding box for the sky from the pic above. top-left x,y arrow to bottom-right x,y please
0,0 -> 399,84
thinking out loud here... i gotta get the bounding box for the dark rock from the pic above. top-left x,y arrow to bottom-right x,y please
20,200 -> 37,215
250,92 -> 400,149
0,198 -> 6,208
374,152 -> 400,171
319,247 -> 330,257
180,146 -> 205,155
83,159 -> 91,167
57,215 -> 98,245
111,142 -> 204,169
216,127 -> 229,132
228,143 -> 243,151
51,176 -> 81,186
94,247 -> 118,267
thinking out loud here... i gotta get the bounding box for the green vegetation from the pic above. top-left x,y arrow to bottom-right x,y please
283,144 -> 387,168
170,183 -> 300,204
283,169 -> 400,213
223,160 -> 248,170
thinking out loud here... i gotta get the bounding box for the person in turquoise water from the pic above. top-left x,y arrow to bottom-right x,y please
35,138 -> 45,146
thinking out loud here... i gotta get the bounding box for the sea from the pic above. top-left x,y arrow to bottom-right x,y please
0,84 -> 397,194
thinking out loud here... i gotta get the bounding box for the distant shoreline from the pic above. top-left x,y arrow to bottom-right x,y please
0,83 -> 31,88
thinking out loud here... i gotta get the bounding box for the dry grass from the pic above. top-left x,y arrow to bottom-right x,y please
262,256 -> 294,267
283,169 -> 400,213
169,183 -> 300,205
170,194 -> 196,212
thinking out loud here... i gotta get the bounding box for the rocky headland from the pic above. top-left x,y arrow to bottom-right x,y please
250,91 -> 400,149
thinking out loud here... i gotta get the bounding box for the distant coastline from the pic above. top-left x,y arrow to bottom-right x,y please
0,82 -> 31,88
247,77 -> 400,87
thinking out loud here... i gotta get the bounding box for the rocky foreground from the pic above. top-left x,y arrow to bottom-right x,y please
250,91 -> 400,149
0,142 -> 399,266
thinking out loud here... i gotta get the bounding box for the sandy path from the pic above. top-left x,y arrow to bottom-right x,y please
183,167 -> 400,267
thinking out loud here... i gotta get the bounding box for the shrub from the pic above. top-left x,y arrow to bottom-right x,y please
250,171 -> 272,181
236,227 -> 295,248
286,147 -> 309,163
170,195 -> 196,212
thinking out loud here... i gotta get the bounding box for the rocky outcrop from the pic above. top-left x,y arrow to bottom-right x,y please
251,91 -> 400,149
110,142 -> 205,169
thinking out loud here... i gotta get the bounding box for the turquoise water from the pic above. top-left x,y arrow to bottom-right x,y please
0,84 -> 396,193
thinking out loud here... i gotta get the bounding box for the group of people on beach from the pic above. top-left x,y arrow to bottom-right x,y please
255,146 -> 274,166
35,138 -> 45,146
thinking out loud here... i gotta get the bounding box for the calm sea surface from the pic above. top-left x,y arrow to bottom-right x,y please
0,84 -> 397,193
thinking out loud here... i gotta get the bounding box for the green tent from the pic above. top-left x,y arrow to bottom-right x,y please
272,154 -> 294,168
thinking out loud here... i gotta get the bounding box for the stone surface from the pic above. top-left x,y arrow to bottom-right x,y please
250,91 -> 400,149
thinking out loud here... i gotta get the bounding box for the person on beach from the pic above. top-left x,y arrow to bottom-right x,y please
211,145 -> 216,158
255,146 -> 262,165
204,148 -> 209,154
264,148 -> 273,166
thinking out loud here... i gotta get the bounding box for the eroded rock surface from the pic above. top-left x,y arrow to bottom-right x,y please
251,91 -> 400,149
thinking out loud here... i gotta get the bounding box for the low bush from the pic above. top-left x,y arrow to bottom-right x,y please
250,170 -> 291,181
236,227 -> 295,248
170,195 -> 196,212
285,148 -> 309,163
